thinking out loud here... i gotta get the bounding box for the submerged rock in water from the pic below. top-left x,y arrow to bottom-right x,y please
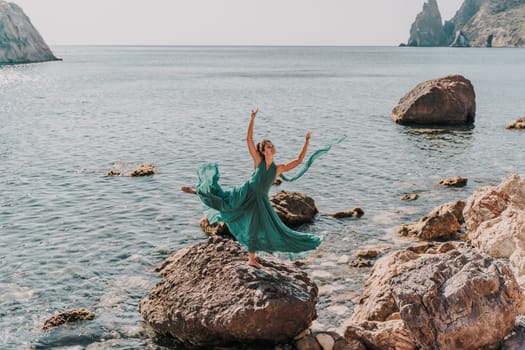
326,208 -> 364,219
506,117 -> 525,129
42,308 -> 95,330
392,75 -> 476,125
139,236 -> 318,347
201,190 -> 318,237
0,1 -> 60,64
342,242 -> 521,350
106,162 -> 157,177
438,176 -> 468,187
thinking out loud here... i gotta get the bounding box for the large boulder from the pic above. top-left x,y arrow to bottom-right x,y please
139,236 -> 318,347
342,242 -> 521,350
270,191 -> 318,227
397,201 -> 465,241
464,174 -> 525,287
0,1 -> 59,64
392,75 -> 476,125
407,0 -> 446,47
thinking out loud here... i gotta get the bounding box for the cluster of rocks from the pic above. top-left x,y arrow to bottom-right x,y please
405,0 -> 525,48
106,162 -> 158,177
0,1 -> 59,64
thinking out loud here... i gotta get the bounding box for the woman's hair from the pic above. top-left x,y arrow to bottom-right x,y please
256,139 -> 272,159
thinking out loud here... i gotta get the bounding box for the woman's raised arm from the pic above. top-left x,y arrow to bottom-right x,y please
276,131 -> 311,177
246,108 -> 261,165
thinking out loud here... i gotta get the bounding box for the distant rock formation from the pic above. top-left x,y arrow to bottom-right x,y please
405,0 -> 525,47
408,0 -> 446,46
392,75 -> 476,125
0,1 -> 59,64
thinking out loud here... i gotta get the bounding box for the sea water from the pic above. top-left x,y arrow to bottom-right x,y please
1,46 -> 524,349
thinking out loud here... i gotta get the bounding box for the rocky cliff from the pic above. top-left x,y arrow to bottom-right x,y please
0,1 -> 59,64
406,0 -> 525,47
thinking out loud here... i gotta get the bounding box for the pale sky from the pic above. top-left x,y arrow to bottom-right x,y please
13,0 -> 465,46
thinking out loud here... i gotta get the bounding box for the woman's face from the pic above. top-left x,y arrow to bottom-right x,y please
263,142 -> 276,156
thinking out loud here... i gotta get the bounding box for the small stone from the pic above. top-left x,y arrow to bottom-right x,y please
400,193 -> 419,201
506,117 -> 525,129
296,335 -> 322,350
316,333 -> 335,350
438,176 -> 467,187
350,258 -> 373,268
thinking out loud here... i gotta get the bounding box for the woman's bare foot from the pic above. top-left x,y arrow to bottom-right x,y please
181,186 -> 196,194
248,253 -> 263,269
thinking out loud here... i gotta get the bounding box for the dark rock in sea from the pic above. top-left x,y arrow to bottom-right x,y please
342,242 -> 521,350
139,236 -> 318,347
405,0 -> 525,47
392,75 -> 476,125
270,191 -> 318,227
42,308 -> 95,330
199,216 -> 233,238
0,1 -> 60,64
400,193 -> 419,201
326,208 -> 364,219
106,162 -> 157,177
407,0 -> 446,46
506,116 -> 525,129
438,176 -> 468,187
200,191 -> 318,237
397,201 -> 465,241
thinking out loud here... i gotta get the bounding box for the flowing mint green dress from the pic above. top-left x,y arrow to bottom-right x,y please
196,159 -> 320,253
195,135 -> 346,254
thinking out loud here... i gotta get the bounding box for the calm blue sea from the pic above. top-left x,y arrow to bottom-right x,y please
1,46 -> 524,349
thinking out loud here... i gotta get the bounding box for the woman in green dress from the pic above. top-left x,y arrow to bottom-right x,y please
183,108 -> 323,268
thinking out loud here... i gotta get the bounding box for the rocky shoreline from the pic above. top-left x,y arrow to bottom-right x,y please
126,173 -> 524,349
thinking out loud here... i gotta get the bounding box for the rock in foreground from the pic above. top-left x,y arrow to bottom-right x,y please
343,242 -> 521,350
397,201 -> 465,241
392,75 -> 476,125
139,237 -> 318,347
0,1 -> 59,64
464,174 -> 525,290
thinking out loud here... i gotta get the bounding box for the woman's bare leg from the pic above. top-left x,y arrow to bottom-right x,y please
248,253 -> 263,268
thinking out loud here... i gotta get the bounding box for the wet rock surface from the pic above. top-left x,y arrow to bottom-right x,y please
506,117 -> 525,129
42,308 -> 95,330
139,237 -> 318,347
392,75 -> 476,125
438,176 -> 468,187
342,242 -> 521,350
464,174 -> 525,292
397,200 -> 465,240
201,191 -> 318,236
106,162 -> 157,176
